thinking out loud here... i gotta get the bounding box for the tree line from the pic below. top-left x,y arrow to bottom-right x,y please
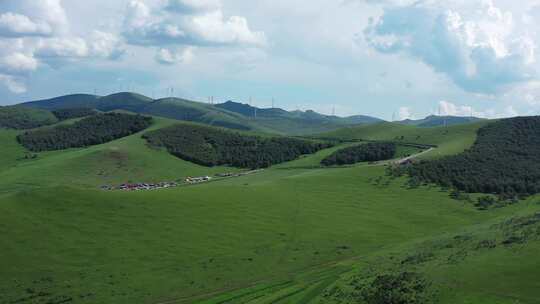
143,124 -> 332,169
399,117 -> 540,198
18,113 -> 152,152
321,142 -> 397,166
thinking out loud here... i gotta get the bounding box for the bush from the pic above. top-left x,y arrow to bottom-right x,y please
475,196 -> 497,210
361,272 -> 430,304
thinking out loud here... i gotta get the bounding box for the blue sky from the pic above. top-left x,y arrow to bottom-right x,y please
1,0 -> 540,120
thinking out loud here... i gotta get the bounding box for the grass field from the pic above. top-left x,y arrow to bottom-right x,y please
1,118 -> 540,304
320,121 -> 489,158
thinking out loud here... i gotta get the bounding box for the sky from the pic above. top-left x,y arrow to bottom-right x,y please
1,0 -> 540,120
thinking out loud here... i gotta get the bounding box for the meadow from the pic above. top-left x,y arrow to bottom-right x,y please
1,118 -> 539,304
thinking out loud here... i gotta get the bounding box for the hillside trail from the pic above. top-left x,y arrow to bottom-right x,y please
392,147 -> 434,164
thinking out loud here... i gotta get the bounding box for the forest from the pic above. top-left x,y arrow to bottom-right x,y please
402,117 -> 540,198
52,108 -> 96,121
143,124 -> 332,168
321,142 -> 397,166
18,113 -> 152,152
0,106 -> 58,129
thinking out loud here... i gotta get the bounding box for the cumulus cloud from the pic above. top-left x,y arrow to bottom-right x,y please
439,100 -> 518,118
364,0 -> 538,94
155,47 -> 195,65
89,31 -> 127,60
398,106 -> 413,120
0,0 -> 125,93
438,100 -> 474,116
123,0 -> 266,49
0,0 -> 68,37
166,0 -> 221,14
0,74 -> 27,94
0,12 -> 52,37
0,39 -> 38,76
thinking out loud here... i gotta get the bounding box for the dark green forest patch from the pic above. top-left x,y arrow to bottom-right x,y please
17,113 -> 152,152
143,124 -> 332,168
399,117 -> 540,198
52,108 -> 96,121
0,106 -> 58,130
321,142 -> 397,166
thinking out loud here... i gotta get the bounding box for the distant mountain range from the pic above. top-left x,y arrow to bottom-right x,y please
20,93 -> 384,135
17,92 -> 483,135
397,115 -> 483,127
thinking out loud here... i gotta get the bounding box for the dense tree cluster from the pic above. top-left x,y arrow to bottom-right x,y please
403,117 -> 540,197
143,124 -> 332,168
18,113 -> 152,152
52,108 -> 96,120
0,106 -> 58,129
321,142 -> 397,166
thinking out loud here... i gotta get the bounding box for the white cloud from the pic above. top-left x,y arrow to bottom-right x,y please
0,74 -> 27,93
155,47 -> 195,65
0,52 -> 38,74
123,0 -> 266,47
0,12 -> 52,37
89,31 -> 126,59
398,106 -> 412,120
34,34 -> 125,63
364,0 -> 538,94
35,37 -> 89,59
166,0 -> 221,14
0,0 -> 126,93
0,0 -> 69,37
438,100 -> 519,118
438,100 -> 473,116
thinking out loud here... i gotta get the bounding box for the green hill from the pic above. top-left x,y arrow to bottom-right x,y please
216,100 -> 384,134
21,92 -> 259,132
0,106 -> 58,129
21,94 -> 384,135
0,110 -> 539,304
403,116 -> 540,198
319,120 -> 490,157
399,115 -> 484,127
143,123 -> 331,168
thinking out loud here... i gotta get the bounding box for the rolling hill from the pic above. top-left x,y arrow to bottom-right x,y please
318,120 -> 490,158
398,115 -> 483,127
20,93 -> 261,132
0,106 -> 58,129
19,93 -> 384,135
1,103 -> 540,303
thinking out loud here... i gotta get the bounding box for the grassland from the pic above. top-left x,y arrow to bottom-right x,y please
1,118 -> 539,304
320,121 -> 490,158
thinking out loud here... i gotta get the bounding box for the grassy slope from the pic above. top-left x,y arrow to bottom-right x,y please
1,118 -> 539,304
0,117 -> 239,192
0,164 -> 505,304
0,106 -> 58,129
21,93 -> 349,135
321,121 -> 490,158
